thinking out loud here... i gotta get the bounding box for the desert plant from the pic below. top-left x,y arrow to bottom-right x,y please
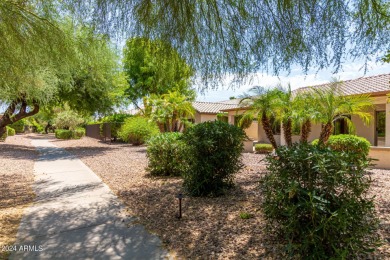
182,121 -> 246,197
254,143 -> 273,154
119,117 -> 159,145
146,132 -> 189,176
260,143 -> 380,259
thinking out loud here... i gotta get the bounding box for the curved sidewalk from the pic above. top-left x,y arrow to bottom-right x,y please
11,139 -> 170,260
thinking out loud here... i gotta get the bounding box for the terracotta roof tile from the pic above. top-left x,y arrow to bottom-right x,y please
296,73 -> 390,96
192,101 -> 238,114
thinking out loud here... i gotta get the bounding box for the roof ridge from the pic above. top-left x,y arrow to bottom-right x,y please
297,73 -> 390,90
193,101 -> 238,105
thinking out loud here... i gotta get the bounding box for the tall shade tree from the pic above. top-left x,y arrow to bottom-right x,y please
123,37 -> 194,109
0,22 -> 124,136
312,81 -> 374,144
239,87 -> 280,149
67,0 -> 390,88
146,91 -> 195,132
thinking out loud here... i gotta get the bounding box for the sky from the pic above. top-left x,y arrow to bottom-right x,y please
196,59 -> 390,102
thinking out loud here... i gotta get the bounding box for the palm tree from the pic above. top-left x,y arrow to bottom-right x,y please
147,91 -> 195,132
274,84 -> 294,146
312,80 -> 374,144
239,86 -> 280,149
292,91 -> 321,143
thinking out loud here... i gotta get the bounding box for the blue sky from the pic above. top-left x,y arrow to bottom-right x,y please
196,59 -> 390,102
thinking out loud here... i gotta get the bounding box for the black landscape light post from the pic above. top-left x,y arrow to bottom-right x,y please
176,193 -> 183,219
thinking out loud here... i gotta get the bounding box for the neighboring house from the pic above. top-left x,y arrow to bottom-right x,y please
192,101 -> 238,123
220,73 -> 390,168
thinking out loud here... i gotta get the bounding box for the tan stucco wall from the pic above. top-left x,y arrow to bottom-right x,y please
194,113 -> 217,123
245,121 -> 258,140
200,114 -> 217,123
369,147 -> 390,169
352,111 -> 375,145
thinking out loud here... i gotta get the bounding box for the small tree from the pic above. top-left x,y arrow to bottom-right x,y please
54,110 -> 85,130
239,86 -> 280,149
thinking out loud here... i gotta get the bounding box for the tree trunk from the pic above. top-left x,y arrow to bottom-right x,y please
282,118 -> 292,146
261,112 -> 278,150
300,119 -> 312,143
319,122 -> 333,144
0,97 -> 39,137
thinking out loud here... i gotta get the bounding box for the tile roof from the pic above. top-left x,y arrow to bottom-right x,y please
192,101 -> 239,114
296,73 -> 390,96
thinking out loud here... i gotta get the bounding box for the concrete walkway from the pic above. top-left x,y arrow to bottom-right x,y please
11,139 -> 170,260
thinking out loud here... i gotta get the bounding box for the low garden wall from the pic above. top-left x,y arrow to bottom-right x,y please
369,146 -> 390,169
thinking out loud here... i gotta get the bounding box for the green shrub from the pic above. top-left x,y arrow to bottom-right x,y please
254,143 -> 273,153
7,126 -> 15,136
146,132 -> 189,176
10,119 -> 26,133
73,128 -> 85,139
182,121 -> 246,197
119,117 -> 159,145
312,134 -> 370,163
55,129 -> 73,139
260,143 -> 380,259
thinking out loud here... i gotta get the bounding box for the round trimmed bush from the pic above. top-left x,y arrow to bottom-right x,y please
182,121 -> 246,197
261,143 -> 380,259
55,129 -> 73,139
10,119 -> 26,133
146,132 -> 189,176
119,117 -> 159,145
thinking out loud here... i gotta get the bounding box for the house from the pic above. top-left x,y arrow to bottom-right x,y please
220,73 -> 390,168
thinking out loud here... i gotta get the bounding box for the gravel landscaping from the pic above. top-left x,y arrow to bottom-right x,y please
53,136 -> 390,259
0,135 -> 37,259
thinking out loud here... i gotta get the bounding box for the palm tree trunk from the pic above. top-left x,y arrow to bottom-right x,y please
261,112 -> 278,150
300,119 -> 312,143
282,119 -> 292,146
319,122 -> 333,144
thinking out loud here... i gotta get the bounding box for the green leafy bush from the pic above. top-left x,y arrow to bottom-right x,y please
10,119 -> 26,133
119,117 -> 159,145
0,129 -> 7,142
73,128 -> 85,139
182,121 -> 246,197
312,134 -> 370,163
55,129 -> 73,139
7,126 -> 15,136
254,143 -> 273,153
146,132 -> 189,176
260,143 -> 380,259
54,110 -> 84,130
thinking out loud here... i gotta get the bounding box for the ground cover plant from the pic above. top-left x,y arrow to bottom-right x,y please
254,143 -> 273,154
181,121 -> 246,197
261,143 -> 380,259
